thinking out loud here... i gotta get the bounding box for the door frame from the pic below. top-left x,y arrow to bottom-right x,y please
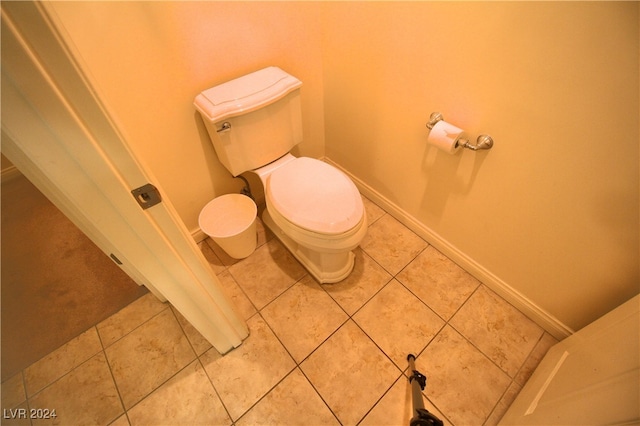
1,1 -> 248,353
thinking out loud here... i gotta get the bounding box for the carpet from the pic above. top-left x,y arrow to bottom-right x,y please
1,173 -> 148,378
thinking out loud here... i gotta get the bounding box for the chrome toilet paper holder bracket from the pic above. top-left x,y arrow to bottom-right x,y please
426,112 -> 494,151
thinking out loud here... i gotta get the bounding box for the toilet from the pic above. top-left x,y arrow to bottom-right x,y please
194,66 -> 367,283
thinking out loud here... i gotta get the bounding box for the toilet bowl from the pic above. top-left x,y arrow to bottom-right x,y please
194,66 -> 367,283
252,154 -> 367,283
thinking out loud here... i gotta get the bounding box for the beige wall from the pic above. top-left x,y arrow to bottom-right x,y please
48,2 -> 638,331
49,1 -> 324,233
322,2 -> 639,330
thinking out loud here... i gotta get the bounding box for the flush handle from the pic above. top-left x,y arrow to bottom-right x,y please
217,122 -> 232,133
131,183 -> 162,210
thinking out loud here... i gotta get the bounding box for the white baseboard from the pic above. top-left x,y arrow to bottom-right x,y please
325,157 -> 573,340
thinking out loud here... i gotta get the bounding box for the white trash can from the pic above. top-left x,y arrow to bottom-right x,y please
198,194 -> 257,259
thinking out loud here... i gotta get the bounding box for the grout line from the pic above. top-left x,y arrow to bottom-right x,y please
104,308 -> 200,422
354,373 -> 404,426
295,367 -> 343,426
199,354 -> 242,425
95,325 -> 128,421
167,306 -> 200,359
21,370 -> 34,426
100,327 -> 130,425
230,364 -> 298,425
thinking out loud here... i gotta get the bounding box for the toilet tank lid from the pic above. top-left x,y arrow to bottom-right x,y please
194,67 -> 302,122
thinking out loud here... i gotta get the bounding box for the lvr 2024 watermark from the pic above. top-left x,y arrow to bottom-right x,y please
3,408 -> 57,420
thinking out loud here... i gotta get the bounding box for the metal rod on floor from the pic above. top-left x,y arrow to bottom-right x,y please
407,354 -> 444,426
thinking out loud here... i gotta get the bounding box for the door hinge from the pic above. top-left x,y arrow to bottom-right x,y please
131,183 -> 162,210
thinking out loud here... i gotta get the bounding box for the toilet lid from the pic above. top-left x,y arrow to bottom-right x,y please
267,158 -> 363,234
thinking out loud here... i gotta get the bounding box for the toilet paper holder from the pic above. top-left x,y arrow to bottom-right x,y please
426,112 -> 494,151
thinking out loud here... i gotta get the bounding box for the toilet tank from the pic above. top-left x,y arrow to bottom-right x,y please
194,67 -> 303,176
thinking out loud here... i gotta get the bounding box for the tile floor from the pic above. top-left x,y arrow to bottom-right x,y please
1,197 -> 558,426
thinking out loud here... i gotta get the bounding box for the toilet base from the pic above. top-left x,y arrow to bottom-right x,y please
262,209 -> 355,284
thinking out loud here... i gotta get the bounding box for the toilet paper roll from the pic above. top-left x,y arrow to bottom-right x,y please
427,120 -> 467,154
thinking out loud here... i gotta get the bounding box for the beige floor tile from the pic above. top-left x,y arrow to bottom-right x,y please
360,214 -> 427,276
199,240 -> 227,275
105,309 -> 196,409
236,368 -> 339,426
360,375 -> 447,426
514,332 -> 558,386
300,320 -> 400,426
228,239 -> 306,310
29,352 -> 123,426
1,373 -> 26,410
322,248 -> 392,315
398,246 -> 480,320
97,292 -> 167,347
354,280 -> 445,368
172,307 -> 213,356
24,327 -> 102,396
362,196 -> 386,225
450,286 -> 544,377
419,326 -> 511,425
13,196 -> 556,426
262,276 -> 348,363
485,381 -> 522,426
127,360 -> 231,426
204,238 -> 240,268
216,269 -> 257,320
201,314 -> 295,421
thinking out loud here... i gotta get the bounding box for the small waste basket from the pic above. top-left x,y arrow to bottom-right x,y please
198,194 -> 257,259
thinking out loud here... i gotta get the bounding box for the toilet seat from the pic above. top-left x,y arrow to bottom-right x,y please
266,157 -> 364,235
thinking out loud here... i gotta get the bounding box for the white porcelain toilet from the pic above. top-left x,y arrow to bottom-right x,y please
194,67 -> 367,283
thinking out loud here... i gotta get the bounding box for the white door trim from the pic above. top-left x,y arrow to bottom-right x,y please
1,1 -> 248,353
